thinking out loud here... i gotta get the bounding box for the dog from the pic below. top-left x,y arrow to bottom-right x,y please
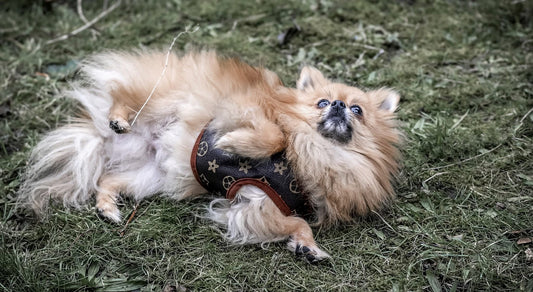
18,50 -> 401,263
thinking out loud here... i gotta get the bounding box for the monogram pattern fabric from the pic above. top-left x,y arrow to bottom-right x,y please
191,125 -> 312,217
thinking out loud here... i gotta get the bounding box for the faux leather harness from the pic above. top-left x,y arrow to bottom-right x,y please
190,125 -> 311,217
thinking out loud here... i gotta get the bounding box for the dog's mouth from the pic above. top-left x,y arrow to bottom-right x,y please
317,110 -> 353,144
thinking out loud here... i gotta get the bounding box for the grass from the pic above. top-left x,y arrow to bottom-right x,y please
1,0 -> 532,290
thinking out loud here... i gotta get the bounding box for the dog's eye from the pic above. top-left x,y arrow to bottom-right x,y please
317,99 -> 330,108
350,105 -> 363,116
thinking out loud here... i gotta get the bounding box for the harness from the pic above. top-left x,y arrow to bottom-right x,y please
190,124 -> 311,217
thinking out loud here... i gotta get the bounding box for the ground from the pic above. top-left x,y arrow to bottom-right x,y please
0,0 -> 532,291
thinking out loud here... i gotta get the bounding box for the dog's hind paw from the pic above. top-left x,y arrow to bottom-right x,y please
96,203 -> 122,223
109,118 -> 131,134
288,240 -> 330,264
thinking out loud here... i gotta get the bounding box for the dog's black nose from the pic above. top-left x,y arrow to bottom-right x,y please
331,100 -> 346,108
330,100 -> 346,114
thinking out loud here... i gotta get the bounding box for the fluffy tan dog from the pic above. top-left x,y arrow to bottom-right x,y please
18,51 -> 401,263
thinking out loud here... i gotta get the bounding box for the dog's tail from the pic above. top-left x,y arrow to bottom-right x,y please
17,120 -> 106,216
17,50 -> 170,217
17,56 -> 118,217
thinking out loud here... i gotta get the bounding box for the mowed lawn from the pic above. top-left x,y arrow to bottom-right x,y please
1,0 -> 531,291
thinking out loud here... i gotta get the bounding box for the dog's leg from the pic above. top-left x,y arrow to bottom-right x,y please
108,101 -> 132,134
248,201 -> 331,263
95,174 -> 126,222
209,186 -> 330,263
215,119 -> 286,158
279,216 -> 331,264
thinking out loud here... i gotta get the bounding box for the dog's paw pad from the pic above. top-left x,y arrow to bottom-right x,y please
293,243 -> 329,264
109,119 -> 130,134
96,204 -> 121,223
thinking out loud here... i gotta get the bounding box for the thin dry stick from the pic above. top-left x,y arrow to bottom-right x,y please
46,0 -> 121,45
77,0 -> 101,37
422,171 -> 449,186
118,201 -> 155,236
119,203 -> 139,237
519,107 -> 533,124
76,0 -> 89,24
130,25 -> 200,127
450,110 -> 469,130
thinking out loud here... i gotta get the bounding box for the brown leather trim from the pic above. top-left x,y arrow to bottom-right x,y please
190,127 -> 207,188
226,178 -> 292,216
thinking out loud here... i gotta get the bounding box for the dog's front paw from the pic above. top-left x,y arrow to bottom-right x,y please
215,133 -> 238,153
109,118 -> 131,134
288,239 -> 330,264
215,130 -> 279,158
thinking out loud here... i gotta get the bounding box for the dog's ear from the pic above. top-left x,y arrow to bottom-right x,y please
297,66 -> 328,91
370,88 -> 400,113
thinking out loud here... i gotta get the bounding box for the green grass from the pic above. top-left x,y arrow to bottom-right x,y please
1,0 -> 532,290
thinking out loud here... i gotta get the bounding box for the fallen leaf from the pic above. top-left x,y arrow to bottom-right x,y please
35,72 -> 50,80
508,230 -> 527,236
517,237 -> 533,245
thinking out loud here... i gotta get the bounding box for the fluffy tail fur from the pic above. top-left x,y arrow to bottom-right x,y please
17,121 -> 105,215
17,56 -> 117,216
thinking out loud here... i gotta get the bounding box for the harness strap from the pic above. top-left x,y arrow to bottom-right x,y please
226,178 -> 292,216
190,127 -> 206,188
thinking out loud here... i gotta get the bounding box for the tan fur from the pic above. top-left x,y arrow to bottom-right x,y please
19,50 -> 401,262
285,72 -> 401,225
105,51 -> 293,123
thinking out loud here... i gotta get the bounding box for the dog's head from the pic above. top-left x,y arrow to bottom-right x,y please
296,66 -> 399,146
285,66 -> 402,224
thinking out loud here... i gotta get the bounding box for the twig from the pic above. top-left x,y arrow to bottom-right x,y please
130,25 -> 200,126
427,143 -> 502,171
46,0 -> 121,45
76,0 -> 89,24
422,171 -> 448,188
513,107 -> 533,134
77,0 -> 101,37
372,48 -> 385,60
119,203 -> 139,237
450,110 -> 469,130
352,43 -> 384,60
353,43 -> 383,52
519,107 -> 533,124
